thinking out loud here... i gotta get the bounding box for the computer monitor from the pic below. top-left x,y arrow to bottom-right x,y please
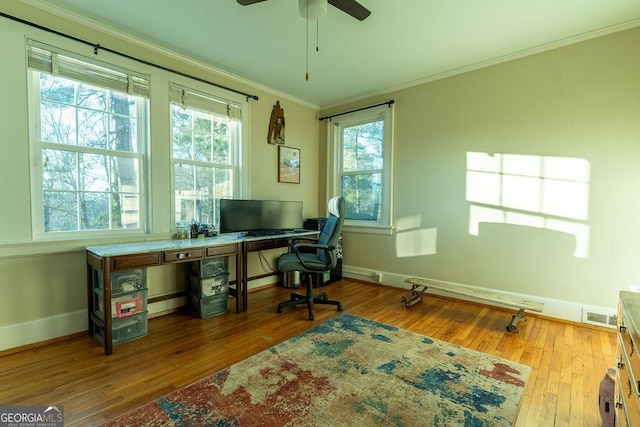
219,199 -> 303,233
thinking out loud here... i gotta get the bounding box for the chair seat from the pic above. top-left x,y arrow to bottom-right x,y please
276,196 -> 344,320
278,252 -> 329,273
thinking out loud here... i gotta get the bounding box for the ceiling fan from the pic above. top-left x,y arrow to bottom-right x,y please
237,0 -> 371,21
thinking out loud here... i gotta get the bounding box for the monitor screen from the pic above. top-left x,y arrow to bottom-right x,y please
219,199 -> 303,233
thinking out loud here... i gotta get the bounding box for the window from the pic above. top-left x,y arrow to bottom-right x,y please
329,104 -> 394,233
27,41 -> 149,237
170,84 -> 244,230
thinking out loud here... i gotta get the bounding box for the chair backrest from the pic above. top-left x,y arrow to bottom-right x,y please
317,197 -> 344,267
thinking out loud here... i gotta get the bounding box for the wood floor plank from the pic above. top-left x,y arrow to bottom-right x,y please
0,279 -> 616,426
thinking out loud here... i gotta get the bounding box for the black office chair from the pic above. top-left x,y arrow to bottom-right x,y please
276,196 -> 344,320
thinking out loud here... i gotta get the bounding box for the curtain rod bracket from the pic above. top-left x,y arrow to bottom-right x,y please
94,44 -> 100,55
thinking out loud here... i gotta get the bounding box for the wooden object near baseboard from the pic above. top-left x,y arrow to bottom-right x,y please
404,277 -> 544,333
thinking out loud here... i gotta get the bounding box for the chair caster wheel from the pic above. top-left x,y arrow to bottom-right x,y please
277,306 -> 283,313
309,313 -> 314,321
337,304 -> 343,312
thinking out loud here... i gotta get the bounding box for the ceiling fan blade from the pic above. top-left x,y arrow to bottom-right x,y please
328,0 -> 371,21
237,0 -> 268,5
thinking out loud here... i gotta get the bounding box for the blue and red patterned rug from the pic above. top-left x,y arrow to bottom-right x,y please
104,313 -> 530,426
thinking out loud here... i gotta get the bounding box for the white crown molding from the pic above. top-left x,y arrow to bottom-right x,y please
322,18 -> 640,111
15,0 -> 319,110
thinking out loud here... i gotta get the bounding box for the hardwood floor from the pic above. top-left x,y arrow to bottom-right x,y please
0,279 -> 616,426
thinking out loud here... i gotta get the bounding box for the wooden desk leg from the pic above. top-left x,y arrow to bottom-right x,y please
235,242 -> 243,314
242,242 -> 249,312
87,263 -> 94,336
103,267 -> 113,356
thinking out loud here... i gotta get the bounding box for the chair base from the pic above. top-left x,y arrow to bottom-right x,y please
276,287 -> 343,321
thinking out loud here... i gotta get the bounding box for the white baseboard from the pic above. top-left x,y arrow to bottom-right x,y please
0,296 -> 189,352
0,310 -> 87,352
343,265 -> 615,326
0,268 -> 614,352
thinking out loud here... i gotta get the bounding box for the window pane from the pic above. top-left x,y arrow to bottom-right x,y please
77,84 -> 107,111
112,157 -> 139,193
214,168 -> 233,197
173,128 -> 193,160
119,194 -> 140,229
342,120 -> 383,172
40,101 -> 77,145
194,132 -> 212,162
110,91 -> 137,116
44,191 -> 77,232
341,173 -> 381,221
77,109 -> 107,148
80,192 -> 109,230
172,107 -> 191,128
79,153 -> 109,192
196,165 -> 214,224
109,115 -> 137,152
40,73 -> 74,104
175,163 -> 195,224
43,149 -> 77,191
213,122 -> 230,164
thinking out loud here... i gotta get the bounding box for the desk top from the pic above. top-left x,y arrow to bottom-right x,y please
86,231 -> 317,257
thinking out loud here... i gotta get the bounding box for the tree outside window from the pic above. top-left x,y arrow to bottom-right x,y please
170,89 -> 240,230
331,104 -> 394,232
34,72 -> 146,233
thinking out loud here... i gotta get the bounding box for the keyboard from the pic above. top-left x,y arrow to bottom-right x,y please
246,229 -> 284,237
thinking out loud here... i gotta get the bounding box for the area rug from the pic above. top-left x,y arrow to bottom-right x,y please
104,313 -> 530,426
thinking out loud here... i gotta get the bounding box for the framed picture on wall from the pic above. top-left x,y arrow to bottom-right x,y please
278,145 -> 300,184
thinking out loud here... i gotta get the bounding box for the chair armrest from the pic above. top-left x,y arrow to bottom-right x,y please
289,237 -> 319,244
291,243 -> 336,271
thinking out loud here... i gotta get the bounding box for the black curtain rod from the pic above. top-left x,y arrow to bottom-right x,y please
0,11 -> 259,102
318,100 -> 394,121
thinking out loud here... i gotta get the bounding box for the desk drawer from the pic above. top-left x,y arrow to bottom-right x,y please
618,350 -> 640,426
162,248 -> 203,263
111,253 -> 161,270
620,308 -> 640,395
207,244 -> 236,257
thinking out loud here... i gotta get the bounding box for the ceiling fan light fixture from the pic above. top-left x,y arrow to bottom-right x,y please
299,0 -> 328,20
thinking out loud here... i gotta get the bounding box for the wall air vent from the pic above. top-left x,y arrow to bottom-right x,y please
582,306 -> 617,329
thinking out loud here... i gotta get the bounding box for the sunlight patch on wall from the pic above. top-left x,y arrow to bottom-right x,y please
466,152 -> 591,258
395,214 -> 423,232
396,227 -> 438,258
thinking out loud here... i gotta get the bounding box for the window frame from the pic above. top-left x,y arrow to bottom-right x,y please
328,104 -> 394,234
169,83 -> 248,232
27,43 -> 150,240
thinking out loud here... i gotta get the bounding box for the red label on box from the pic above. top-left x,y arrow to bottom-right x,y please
116,297 -> 142,318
